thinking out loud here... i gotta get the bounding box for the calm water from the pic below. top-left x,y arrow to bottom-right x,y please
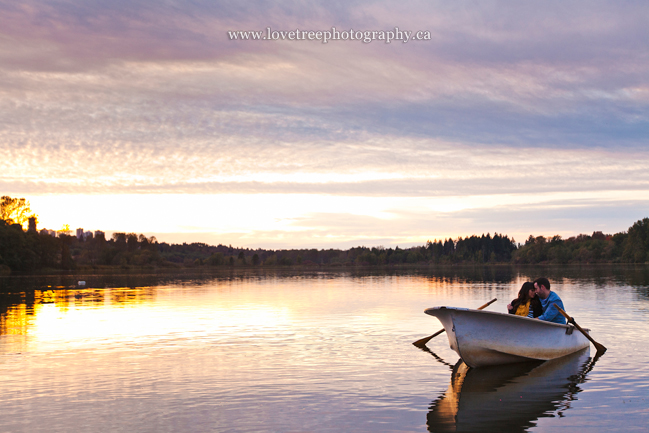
1,267 -> 648,432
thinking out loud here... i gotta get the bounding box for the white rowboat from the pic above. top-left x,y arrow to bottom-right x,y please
424,306 -> 590,368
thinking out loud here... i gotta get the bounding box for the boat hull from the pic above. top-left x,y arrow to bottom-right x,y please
424,306 -> 590,367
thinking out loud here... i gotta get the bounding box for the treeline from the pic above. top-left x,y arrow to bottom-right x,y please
513,218 -> 649,264
0,224 -> 519,273
2,217 -> 649,274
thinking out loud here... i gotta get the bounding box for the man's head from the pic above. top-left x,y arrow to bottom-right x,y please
534,277 -> 551,299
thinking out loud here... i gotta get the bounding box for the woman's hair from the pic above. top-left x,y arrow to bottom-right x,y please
511,281 -> 535,311
517,282 -> 535,303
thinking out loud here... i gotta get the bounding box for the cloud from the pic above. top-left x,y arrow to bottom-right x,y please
3,96 -> 649,197
4,129 -> 649,196
2,1 -> 649,247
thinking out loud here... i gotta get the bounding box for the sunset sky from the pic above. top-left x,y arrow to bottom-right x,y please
3,0 -> 649,249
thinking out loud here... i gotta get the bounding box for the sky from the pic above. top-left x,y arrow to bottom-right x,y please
2,0 -> 649,249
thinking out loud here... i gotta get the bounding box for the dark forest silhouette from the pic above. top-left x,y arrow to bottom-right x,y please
1,196 -> 649,274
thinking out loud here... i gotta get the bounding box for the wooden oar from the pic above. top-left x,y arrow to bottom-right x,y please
413,298 -> 497,347
555,305 -> 607,354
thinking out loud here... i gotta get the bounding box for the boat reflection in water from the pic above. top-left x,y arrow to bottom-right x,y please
426,348 -> 598,432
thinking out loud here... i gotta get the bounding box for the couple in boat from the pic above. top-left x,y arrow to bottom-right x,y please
507,277 -> 566,324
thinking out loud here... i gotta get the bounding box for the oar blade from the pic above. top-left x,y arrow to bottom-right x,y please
413,328 -> 445,347
555,305 -> 607,354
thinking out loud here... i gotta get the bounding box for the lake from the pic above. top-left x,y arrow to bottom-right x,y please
1,266 -> 648,432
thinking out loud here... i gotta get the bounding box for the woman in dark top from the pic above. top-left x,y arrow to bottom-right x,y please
507,281 -> 542,318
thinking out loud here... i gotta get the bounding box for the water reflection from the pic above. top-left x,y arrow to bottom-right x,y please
0,269 -> 644,432
426,348 -> 598,432
0,292 -> 33,335
0,287 -> 156,339
0,267 -> 520,341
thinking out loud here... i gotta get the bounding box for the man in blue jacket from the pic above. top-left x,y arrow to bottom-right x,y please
534,277 -> 566,324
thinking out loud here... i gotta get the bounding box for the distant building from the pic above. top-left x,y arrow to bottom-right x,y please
94,230 -> 105,240
39,229 -> 56,237
28,216 -> 37,233
83,231 -> 93,240
76,228 -> 84,239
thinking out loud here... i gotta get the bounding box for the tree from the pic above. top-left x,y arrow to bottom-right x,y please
112,232 -> 127,250
624,218 -> 649,262
59,234 -> 74,270
209,252 -> 225,266
57,224 -> 71,237
1,196 -> 36,228
126,233 -> 138,251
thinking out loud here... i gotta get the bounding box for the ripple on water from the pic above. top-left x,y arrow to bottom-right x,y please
0,269 -> 648,432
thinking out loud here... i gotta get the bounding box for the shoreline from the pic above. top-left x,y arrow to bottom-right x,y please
2,262 -> 648,293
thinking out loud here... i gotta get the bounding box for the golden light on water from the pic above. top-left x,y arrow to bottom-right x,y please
1,287 -> 295,351
0,304 -> 29,336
